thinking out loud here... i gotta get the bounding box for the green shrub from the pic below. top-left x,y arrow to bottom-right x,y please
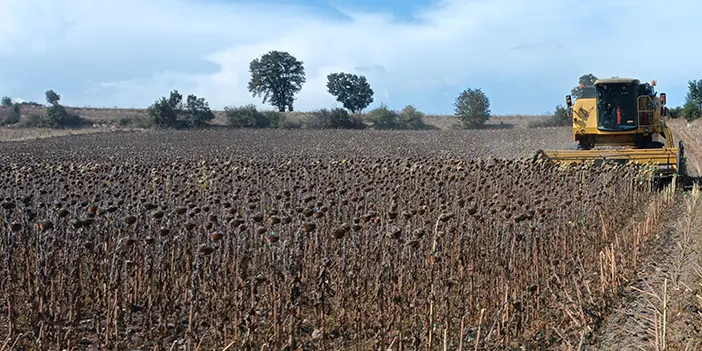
147,90 -> 214,128
366,104 -> 398,129
307,108 -> 365,129
263,111 -> 284,128
22,114 -> 48,128
683,100 -> 701,121
45,104 -> 86,128
0,97 -> 21,126
224,104 -> 270,128
683,79 -> 702,121
0,105 -> 20,126
667,106 -> 683,119
183,94 -> 215,127
397,105 -> 426,129
364,104 -> 430,130
279,117 -> 302,129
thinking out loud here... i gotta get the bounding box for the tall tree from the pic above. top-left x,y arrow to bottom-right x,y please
326,72 -> 374,113
570,73 -> 598,98
45,89 -> 61,105
454,87 -> 490,129
248,51 -> 306,112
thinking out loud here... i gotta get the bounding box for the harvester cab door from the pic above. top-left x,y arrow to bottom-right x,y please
597,87 -> 617,129
596,83 -> 637,131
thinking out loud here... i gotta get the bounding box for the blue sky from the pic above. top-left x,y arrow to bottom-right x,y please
1,0 -> 701,115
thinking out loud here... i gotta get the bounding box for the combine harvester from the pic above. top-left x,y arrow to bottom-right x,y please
536,77 -> 691,188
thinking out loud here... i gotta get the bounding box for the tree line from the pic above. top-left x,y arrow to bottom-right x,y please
0,50 -> 491,130
141,50 -> 490,130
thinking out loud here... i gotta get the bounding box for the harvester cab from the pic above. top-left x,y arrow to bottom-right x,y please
536,77 -> 687,180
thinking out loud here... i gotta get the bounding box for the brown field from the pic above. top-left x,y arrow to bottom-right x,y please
0,116 -> 700,350
0,126 -> 133,142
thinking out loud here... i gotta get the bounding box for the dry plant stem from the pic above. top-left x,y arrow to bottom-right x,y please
475,308 -> 484,351
662,279 -> 668,351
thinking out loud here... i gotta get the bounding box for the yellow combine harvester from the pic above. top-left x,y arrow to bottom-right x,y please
537,77 -> 687,179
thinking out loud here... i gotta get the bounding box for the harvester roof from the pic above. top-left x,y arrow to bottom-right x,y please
594,78 -> 640,85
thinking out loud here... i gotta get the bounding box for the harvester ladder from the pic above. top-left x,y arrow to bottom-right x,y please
638,95 -> 656,128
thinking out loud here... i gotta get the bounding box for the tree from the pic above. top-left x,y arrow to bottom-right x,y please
366,104 -> 398,129
147,90 -> 183,127
41,89 -> 83,128
454,88 -> 490,128
183,94 -> 215,127
550,104 -> 570,126
248,51 -> 306,112
224,104 -> 271,128
571,73 -> 598,99
0,96 -> 20,126
682,79 -> 702,121
147,90 -> 215,128
398,105 -> 426,129
326,72 -> 374,113
45,90 -> 60,105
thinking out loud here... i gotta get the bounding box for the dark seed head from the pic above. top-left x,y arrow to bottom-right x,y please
199,245 -> 214,255
37,221 -> 54,232
301,222 -> 316,233
124,216 -> 137,225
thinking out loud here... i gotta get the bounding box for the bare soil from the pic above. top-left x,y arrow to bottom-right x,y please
0,126 -> 134,142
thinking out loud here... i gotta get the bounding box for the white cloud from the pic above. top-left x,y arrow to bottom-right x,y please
1,0 -> 701,114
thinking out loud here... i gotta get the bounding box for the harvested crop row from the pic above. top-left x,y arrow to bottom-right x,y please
0,129 -> 654,349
